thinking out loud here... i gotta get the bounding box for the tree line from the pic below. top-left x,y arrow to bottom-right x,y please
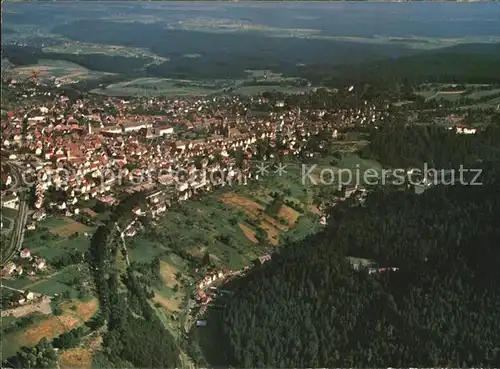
360,123 -> 500,169
88,193 -> 181,368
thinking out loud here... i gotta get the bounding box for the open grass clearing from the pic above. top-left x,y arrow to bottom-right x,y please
159,260 -> 178,288
153,292 -> 181,313
1,206 -> 18,218
24,265 -> 88,298
286,215 -> 322,242
459,95 -> 500,110
28,279 -> 77,297
128,238 -> 170,263
308,154 -> 382,185
47,217 -> 92,237
23,232 -> 91,262
1,277 -> 36,290
1,263 -> 85,299
416,90 -> 464,101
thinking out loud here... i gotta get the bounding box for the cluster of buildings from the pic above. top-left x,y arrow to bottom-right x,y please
451,125 -> 477,135
0,80 -> 481,243
1,83 -> 391,227
1,248 -> 46,277
2,290 -> 38,310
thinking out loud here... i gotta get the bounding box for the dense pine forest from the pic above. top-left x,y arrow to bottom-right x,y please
361,122 -> 500,169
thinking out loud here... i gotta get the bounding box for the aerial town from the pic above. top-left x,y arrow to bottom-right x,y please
0,77 -> 485,280
1,72 -> 497,369
2,2 -> 500,367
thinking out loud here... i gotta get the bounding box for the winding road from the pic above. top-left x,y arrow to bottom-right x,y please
1,154 -> 30,266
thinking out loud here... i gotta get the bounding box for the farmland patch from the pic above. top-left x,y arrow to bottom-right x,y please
61,298 -> 99,323
11,59 -> 112,84
277,206 -> 300,227
16,315 -> 75,346
239,223 -> 258,244
153,292 -> 181,313
159,261 -> 178,288
49,217 -> 91,237
218,192 -> 287,232
58,348 -> 93,369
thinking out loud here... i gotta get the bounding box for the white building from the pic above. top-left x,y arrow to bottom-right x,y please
20,248 -> 32,259
455,126 -> 477,135
156,125 -> 174,136
2,195 -> 19,210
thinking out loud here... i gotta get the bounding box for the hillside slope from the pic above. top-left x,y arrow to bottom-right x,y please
202,168 -> 500,367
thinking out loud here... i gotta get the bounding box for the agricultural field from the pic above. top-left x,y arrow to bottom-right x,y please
416,84 -> 500,106
218,192 -> 292,246
127,195 -> 261,270
11,59 -> 113,85
91,69 -> 311,98
239,223 -> 258,244
126,181 -> 319,272
183,54 -> 202,59
416,89 -> 465,101
232,69 -> 311,96
41,216 -> 93,238
59,347 -> 93,369
91,77 -> 224,97
243,69 -> 301,82
58,331 -> 103,369
1,298 -> 98,360
152,255 -> 188,314
178,17 -> 321,38
42,42 -> 168,61
233,85 -> 312,96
